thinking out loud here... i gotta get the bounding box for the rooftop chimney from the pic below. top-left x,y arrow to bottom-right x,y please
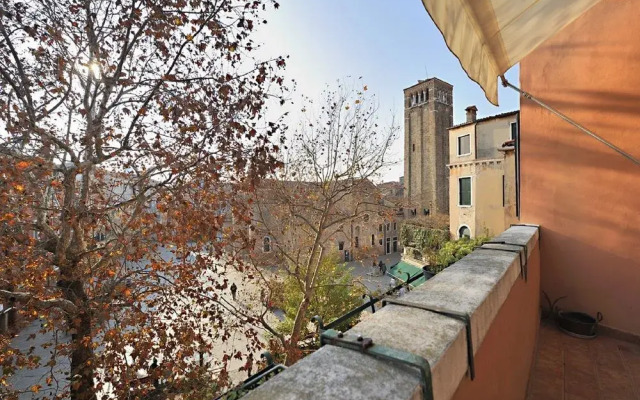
465,105 -> 478,123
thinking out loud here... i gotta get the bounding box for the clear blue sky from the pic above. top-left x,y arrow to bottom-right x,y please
256,1 -> 520,182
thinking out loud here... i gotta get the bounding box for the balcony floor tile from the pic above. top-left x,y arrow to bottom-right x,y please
528,322 -> 640,400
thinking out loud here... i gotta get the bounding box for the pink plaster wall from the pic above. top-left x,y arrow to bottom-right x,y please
452,242 -> 541,400
520,0 -> 640,335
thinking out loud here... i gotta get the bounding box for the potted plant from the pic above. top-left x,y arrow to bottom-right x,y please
542,292 -> 603,338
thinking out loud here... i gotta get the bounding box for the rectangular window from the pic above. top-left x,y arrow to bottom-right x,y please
510,122 -> 518,141
338,241 -> 344,251
378,224 -> 382,232
393,222 -> 397,230
371,234 -> 375,246
457,134 -> 471,156
354,237 -> 359,248
459,177 -> 471,206
386,223 -> 390,231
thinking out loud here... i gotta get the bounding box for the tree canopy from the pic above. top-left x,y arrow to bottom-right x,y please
0,0 -> 287,398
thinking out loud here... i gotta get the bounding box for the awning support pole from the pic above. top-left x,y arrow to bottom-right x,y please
500,75 -> 640,167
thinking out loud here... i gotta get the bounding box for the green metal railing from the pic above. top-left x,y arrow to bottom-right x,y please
313,266 -> 434,331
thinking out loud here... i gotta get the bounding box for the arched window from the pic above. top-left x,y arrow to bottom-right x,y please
458,226 -> 471,239
263,236 -> 271,253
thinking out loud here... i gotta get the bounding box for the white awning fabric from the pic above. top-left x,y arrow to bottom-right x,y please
421,0 -> 601,105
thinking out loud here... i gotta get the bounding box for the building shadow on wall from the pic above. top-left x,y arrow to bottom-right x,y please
533,226 -> 640,335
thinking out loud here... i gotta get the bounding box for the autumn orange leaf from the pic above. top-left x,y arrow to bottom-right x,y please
16,161 -> 30,169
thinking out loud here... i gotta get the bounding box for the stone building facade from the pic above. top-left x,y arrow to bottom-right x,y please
403,77 -> 453,218
447,108 -> 519,238
250,179 -> 404,269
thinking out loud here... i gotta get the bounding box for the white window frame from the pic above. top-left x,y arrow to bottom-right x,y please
458,176 -> 472,207
457,134 -> 471,156
458,224 -> 472,239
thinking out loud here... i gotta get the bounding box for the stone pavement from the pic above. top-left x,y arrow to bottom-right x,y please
4,247 -> 282,399
6,320 -> 70,399
3,250 -> 404,398
344,252 -> 402,293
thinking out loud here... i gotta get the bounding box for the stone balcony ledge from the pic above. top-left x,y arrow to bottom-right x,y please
244,225 -> 540,400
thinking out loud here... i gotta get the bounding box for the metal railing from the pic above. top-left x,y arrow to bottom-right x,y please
214,265 -> 435,399
312,266 -> 435,332
215,352 -> 286,400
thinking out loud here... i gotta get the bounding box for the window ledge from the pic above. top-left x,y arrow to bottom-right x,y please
243,225 -> 540,400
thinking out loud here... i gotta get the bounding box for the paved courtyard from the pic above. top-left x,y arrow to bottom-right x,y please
345,252 -> 403,293
4,250 -> 407,399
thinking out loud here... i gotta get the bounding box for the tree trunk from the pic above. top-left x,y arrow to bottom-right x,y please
286,295 -> 311,366
59,278 -> 96,400
70,309 -> 95,400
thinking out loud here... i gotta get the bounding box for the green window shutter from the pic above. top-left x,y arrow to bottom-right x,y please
459,177 -> 471,206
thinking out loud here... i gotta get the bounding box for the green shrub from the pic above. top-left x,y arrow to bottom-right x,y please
429,236 -> 490,273
400,224 -> 450,256
277,253 -> 365,337
399,224 -> 414,247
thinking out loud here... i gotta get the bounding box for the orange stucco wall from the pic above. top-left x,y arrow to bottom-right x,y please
520,0 -> 640,335
452,242 -> 541,400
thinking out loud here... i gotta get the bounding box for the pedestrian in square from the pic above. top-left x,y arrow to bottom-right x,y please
230,282 -> 237,301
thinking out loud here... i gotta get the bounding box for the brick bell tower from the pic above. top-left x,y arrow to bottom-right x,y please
403,77 -> 453,218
